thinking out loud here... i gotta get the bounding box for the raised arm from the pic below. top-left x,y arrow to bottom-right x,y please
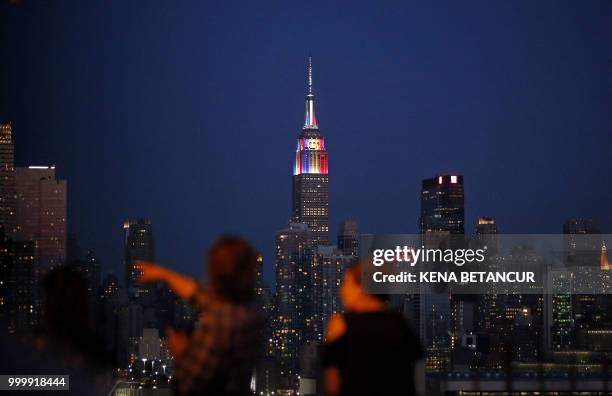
138,261 -> 198,301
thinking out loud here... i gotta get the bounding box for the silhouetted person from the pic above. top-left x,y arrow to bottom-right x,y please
26,266 -> 112,394
323,262 -> 423,396
139,236 -> 265,396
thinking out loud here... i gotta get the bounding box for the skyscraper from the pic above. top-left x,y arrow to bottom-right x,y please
80,250 -> 101,297
0,123 -> 16,237
292,58 -> 330,246
15,166 -> 67,270
563,218 -> 600,265
73,250 -> 102,323
273,222 -> 312,385
420,175 -> 464,235
123,219 -> 154,292
602,241 -> 610,270
560,218 -> 602,354
311,245 -> 354,341
337,219 -> 359,257
474,216 -> 498,254
563,218 -> 599,235
475,216 -> 497,235
98,272 -> 120,355
548,270 -> 574,350
118,301 -> 144,365
0,226 -> 37,334
418,175 -> 464,371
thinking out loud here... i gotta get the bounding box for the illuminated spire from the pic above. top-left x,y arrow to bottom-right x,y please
601,241 -> 610,270
307,56 -> 313,94
304,56 -> 317,128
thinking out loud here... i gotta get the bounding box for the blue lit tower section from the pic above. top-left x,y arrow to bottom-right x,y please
292,57 -> 330,246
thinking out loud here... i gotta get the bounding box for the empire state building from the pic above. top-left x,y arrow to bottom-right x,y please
292,58 -> 329,245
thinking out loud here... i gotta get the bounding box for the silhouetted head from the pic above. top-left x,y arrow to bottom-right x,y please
207,236 -> 258,304
340,262 -> 387,311
43,266 -> 90,337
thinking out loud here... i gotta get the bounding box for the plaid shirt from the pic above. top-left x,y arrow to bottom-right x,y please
174,284 -> 264,396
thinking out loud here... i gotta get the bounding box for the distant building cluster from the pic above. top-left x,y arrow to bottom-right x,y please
0,122 -> 66,333
0,121 -> 192,394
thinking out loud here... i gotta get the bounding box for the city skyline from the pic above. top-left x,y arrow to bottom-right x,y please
1,3 -> 612,394
1,1 -> 611,284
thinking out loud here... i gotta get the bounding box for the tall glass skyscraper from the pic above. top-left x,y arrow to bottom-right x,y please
292,57 -> 330,246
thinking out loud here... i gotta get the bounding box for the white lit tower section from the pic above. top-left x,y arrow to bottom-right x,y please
292,57 -> 330,246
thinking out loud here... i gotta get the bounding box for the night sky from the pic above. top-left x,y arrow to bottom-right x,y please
1,1 -> 611,284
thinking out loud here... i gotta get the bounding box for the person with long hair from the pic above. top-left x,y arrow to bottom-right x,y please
139,236 -> 264,396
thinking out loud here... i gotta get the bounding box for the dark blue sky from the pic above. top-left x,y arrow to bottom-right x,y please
1,0 -> 611,284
